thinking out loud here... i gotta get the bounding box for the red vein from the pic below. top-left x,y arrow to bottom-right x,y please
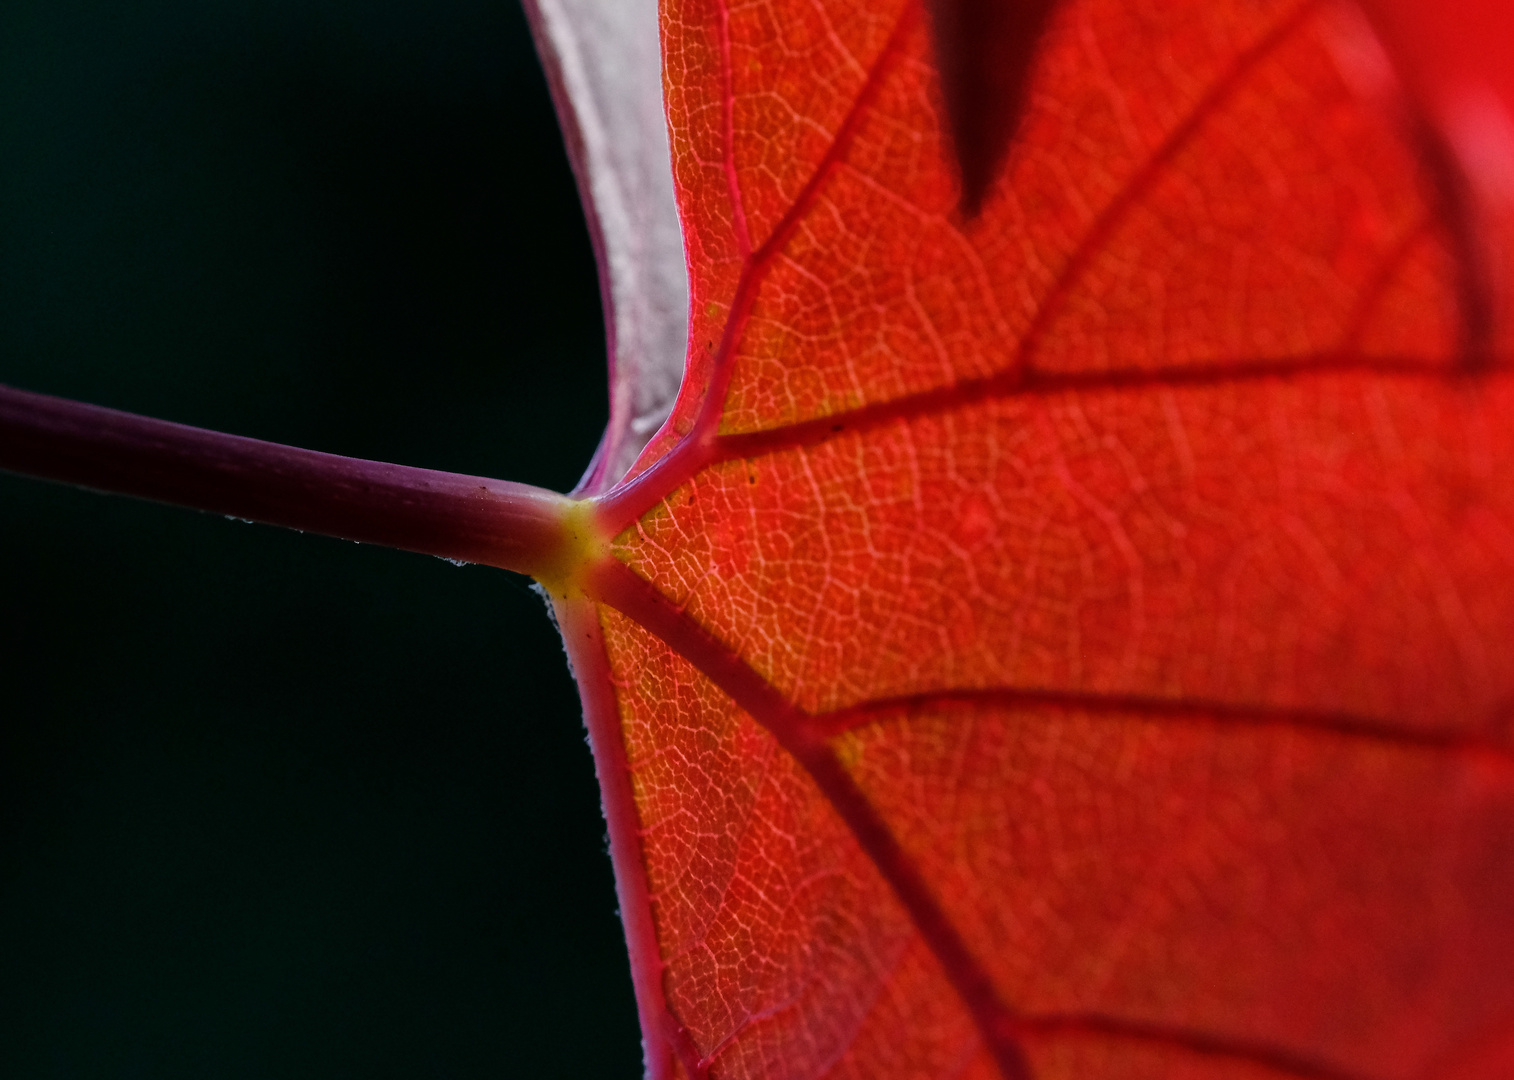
552,598 -> 707,1080
698,0 -> 921,435
1014,1012 -> 1366,1080
600,349 -> 1501,537
1005,0 -> 1323,380
587,558 -> 1033,1080
715,0 -> 754,256
667,1017 -> 710,1080
707,354 -> 1506,461
597,0 -> 921,535
803,687 -> 1514,766
1408,115 -> 1497,369
1337,217 -> 1437,355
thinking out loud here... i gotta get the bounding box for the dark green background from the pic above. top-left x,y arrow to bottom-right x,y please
0,0 -> 641,1075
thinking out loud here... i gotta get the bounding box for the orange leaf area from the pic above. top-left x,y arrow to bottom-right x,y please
564,0 -> 1514,1076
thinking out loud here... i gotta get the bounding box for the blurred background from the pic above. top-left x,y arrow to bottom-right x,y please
0,0 -> 641,1075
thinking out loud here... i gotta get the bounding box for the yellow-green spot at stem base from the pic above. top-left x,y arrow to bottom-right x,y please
532,498 -> 613,602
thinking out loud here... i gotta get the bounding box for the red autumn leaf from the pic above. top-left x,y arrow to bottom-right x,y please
3,0 -> 1513,1076
529,0 -> 1514,1077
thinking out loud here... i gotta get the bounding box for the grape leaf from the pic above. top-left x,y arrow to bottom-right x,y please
3,0 -> 1513,1075
531,0 -> 1514,1076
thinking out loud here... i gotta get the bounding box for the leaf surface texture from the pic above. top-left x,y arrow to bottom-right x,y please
548,0 -> 1514,1076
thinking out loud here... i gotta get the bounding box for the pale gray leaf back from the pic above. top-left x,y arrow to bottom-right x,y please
524,0 -> 689,492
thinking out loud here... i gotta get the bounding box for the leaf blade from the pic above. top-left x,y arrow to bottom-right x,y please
562,0 -> 1514,1074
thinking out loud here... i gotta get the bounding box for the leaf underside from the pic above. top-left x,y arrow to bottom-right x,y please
553,0 -> 1514,1077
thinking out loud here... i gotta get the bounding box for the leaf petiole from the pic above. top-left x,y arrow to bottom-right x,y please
0,384 -> 579,579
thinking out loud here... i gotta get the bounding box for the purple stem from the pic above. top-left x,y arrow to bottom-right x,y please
0,384 -> 573,576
